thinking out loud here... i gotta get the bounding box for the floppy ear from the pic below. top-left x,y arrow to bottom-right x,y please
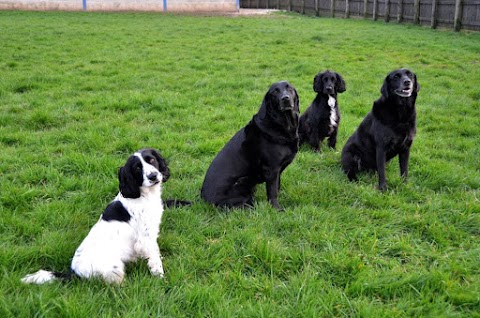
313,73 -> 323,93
259,91 -> 273,117
335,73 -> 346,93
293,87 -> 300,113
118,165 -> 141,199
380,75 -> 390,98
150,148 -> 170,183
414,74 -> 420,93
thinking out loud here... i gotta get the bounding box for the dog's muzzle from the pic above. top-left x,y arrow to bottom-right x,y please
280,95 -> 294,111
395,79 -> 413,97
147,172 -> 160,184
325,86 -> 334,95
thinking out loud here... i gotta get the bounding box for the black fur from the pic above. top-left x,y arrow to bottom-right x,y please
102,201 -> 131,222
299,70 -> 346,151
201,81 -> 300,211
341,68 -> 420,190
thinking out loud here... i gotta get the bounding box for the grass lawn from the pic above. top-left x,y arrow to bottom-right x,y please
1,9 -> 479,317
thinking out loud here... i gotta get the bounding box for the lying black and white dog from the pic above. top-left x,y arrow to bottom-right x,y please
298,70 -> 346,151
22,148 -> 170,284
341,68 -> 420,191
201,81 -> 300,211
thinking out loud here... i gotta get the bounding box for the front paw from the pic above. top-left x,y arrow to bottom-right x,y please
270,200 -> 284,212
148,259 -> 165,278
377,183 -> 387,191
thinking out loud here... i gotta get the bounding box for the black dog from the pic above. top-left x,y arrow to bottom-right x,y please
298,70 -> 346,151
201,81 -> 300,211
341,68 -> 420,191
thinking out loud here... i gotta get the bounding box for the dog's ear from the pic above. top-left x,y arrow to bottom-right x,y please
293,87 -> 300,113
118,164 -> 141,199
259,90 -> 273,117
150,148 -> 170,183
414,74 -> 420,93
335,73 -> 346,93
313,73 -> 323,93
381,75 -> 390,98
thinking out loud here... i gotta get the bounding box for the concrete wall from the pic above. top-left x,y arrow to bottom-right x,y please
0,0 -> 239,12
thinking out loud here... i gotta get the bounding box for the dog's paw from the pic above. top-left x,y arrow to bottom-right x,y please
148,259 -> 165,278
377,183 -> 387,191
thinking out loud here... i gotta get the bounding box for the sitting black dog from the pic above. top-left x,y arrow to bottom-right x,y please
341,68 -> 420,191
201,81 -> 300,211
298,70 -> 346,151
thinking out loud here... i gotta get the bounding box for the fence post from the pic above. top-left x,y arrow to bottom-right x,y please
414,0 -> 420,24
346,0 -> 350,18
385,0 -> 390,22
373,0 -> 378,20
277,0 -> 280,9
364,0 -> 368,18
267,0 -> 269,9
315,0 -> 319,16
302,0 -> 305,14
454,0 -> 463,31
431,0 -> 438,28
331,0 -> 336,17
397,0 -> 403,22
289,0 -> 292,11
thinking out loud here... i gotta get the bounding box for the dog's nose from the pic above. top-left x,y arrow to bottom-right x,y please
403,79 -> 411,86
281,94 -> 291,101
147,172 -> 158,181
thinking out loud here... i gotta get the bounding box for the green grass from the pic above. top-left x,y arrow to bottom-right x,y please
1,10 -> 479,317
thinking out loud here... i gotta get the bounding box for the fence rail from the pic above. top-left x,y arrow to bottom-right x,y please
240,0 -> 480,31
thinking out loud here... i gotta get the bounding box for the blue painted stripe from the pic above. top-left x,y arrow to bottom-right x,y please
82,0 -> 87,11
163,0 -> 167,11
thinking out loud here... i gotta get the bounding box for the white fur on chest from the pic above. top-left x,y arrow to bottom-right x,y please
328,95 -> 338,128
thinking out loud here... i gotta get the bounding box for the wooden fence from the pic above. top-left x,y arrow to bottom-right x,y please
240,0 -> 480,31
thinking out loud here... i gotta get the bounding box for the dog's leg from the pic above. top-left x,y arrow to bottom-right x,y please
328,128 -> 338,149
376,148 -> 387,191
135,238 -> 164,278
399,148 -> 410,182
264,169 -> 283,211
341,151 -> 358,181
308,129 -> 321,152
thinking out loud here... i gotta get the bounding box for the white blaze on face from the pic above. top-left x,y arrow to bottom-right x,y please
134,153 -> 161,187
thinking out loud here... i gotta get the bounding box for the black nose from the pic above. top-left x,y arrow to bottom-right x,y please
281,95 -> 290,101
404,79 -> 411,86
147,172 -> 158,181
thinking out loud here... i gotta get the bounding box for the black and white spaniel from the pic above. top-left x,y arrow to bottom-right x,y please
22,148 -> 170,284
298,70 -> 346,151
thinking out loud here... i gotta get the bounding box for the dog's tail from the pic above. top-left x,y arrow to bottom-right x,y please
21,269 -> 74,285
164,199 -> 192,209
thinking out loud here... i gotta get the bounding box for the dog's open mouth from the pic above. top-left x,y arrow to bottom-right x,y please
395,89 -> 412,97
281,100 -> 294,111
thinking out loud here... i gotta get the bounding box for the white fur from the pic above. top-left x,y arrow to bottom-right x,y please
328,95 -> 338,128
22,152 -> 165,284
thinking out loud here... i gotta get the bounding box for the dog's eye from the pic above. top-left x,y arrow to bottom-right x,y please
149,158 -> 155,164
406,71 -> 413,77
394,73 -> 401,79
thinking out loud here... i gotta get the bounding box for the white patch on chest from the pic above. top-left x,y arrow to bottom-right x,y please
328,95 -> 337,128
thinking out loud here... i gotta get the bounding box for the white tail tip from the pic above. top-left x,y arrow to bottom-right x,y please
21,270 -> 57,284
